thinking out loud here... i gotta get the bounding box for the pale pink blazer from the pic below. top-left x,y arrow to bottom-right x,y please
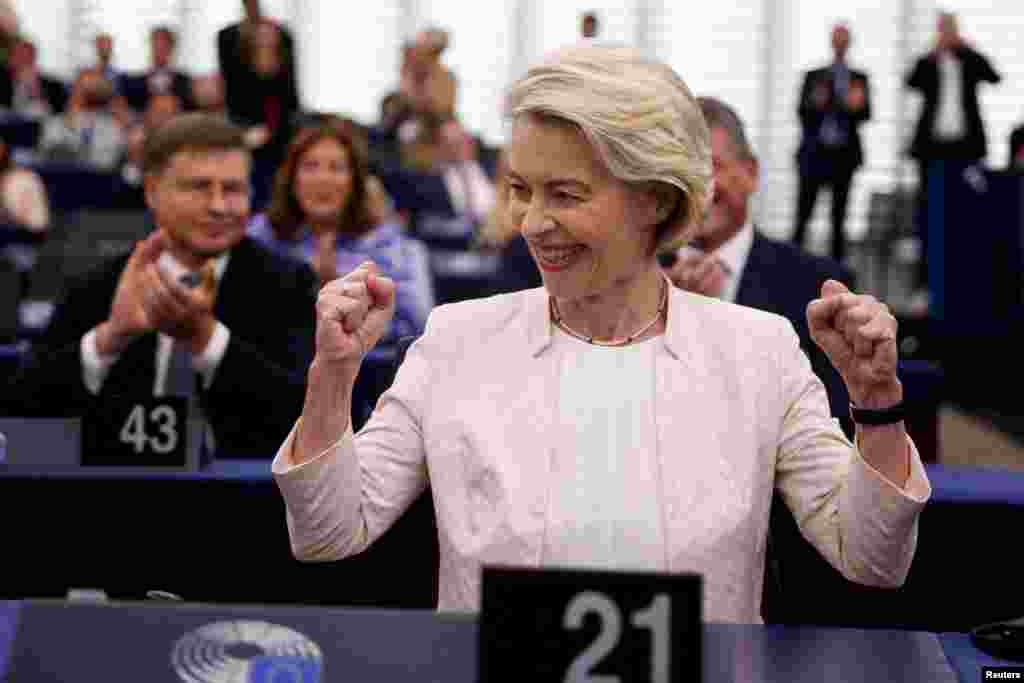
273,286 -> 931,624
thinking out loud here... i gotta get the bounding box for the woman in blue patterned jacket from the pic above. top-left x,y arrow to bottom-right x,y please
248,117 -> 435,425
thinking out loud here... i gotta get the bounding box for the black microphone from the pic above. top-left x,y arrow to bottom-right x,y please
971,615 -> 1024,662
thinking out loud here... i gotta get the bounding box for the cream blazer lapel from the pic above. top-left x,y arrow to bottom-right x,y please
651,289 -> 775,597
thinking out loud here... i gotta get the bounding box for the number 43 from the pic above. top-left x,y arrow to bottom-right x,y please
119,405 -> 179,455
564,592 -> 670,683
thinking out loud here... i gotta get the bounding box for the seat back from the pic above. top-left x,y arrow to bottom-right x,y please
0,257 -> 20,342
61,210 -> 151,281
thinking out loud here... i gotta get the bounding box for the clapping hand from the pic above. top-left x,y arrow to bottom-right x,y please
663,251 -> 727,299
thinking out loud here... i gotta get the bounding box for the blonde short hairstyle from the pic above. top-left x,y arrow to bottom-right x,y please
504,43 -> 712,249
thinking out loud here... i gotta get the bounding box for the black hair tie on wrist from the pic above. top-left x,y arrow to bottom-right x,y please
850,402 -> 906,426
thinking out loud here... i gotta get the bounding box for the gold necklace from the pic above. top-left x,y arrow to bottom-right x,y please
550,278 -> 668,347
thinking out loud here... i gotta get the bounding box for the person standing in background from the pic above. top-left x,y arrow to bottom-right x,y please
93,33 -> 123,95
218,1 -> 301,211
0,0 -> 19,67
581,11 -> 599,39
217,0 -> 297,124
38,68 -> 125,171
0,37 -> 68,117
121,26 -> 195,114
905,12 -> 1000,302
792,23 -> 871,266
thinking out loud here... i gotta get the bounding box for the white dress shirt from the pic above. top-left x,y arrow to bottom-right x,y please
933,51 -> 966,141
80,253 -> 232,396
676,223 -> 756,303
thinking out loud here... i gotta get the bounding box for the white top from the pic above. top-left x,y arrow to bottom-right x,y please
543,329 -> 666,571
675,223 -> 756,303
934,51 -> 966,140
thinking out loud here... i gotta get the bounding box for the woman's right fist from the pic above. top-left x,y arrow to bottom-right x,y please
314,262 -> 396,371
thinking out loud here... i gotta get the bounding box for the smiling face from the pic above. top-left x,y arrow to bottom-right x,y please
293,136 -> 353,227
506,114 -> 663,301
145,148 -> 251,266
700,125 -> 758,249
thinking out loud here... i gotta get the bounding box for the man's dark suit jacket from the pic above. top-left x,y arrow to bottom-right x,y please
906,45 -> 1001,161
4,237 -> 318,457
0,70 -> 68,114
120,70 -> 195,113
796,65 -> 871,174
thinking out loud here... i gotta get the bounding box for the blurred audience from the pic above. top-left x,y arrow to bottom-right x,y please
383,117 -> 497,303
364,173 -> 398,225
121,92 -> 182,188
93,32 -> 123,95
248,117 -> 433,362
122,26 -> 195,114
0,135 -> 48,234
0,134 -> 49,282
191,73 -> 226,115
397,28 -> 458,171
581,11 -> 599,39
367,90 -> 409,172
4,113 -> 318,457
218,4 -> 301,211
906,11 -> 1000,300
1010,122 -> 1024,171
792,22 -> 871,265
38,68 -> 125,170
0,0 -> 18,67
0,36 -> 67,118
436,117 -> 495,222
402,28 -> 456,121
218,0 -> 299,143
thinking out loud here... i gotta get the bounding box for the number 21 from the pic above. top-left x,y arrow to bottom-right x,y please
563,592 -> 670,683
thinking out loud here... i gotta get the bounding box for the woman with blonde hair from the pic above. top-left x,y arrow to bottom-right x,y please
272,44 -> 930,624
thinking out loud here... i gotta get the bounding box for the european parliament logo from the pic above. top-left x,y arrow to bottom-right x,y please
171,620 -> 323,683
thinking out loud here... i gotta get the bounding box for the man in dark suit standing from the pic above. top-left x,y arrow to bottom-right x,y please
0,37 -> 67,116
217,0 -> 297,127
4,113 -> 317,457
792,23 -> 871,266
121,26 -> 194,114
906,11 -> 1000,295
